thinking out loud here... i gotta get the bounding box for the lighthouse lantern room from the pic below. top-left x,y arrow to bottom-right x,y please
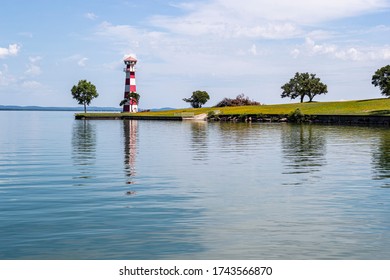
123,56 -> 138,113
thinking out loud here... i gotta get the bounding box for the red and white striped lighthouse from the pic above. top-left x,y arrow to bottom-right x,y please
123,56 -> 138,112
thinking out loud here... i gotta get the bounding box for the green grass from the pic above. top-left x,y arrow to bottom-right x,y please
76,98 -> 390,118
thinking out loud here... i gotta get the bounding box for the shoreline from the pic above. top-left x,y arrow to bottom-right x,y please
74,98 -> 390,125
75,112 -> 390,125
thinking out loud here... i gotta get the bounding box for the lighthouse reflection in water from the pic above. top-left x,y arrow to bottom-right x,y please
124,120 -> 137,186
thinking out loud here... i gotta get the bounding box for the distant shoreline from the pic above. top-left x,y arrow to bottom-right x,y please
0,105 -> 120,112
0,105 -> 176,112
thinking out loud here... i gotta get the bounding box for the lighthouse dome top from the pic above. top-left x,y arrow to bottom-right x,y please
124,56 -> 137,63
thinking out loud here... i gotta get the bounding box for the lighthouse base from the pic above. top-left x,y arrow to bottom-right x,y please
123,105 -> 138,113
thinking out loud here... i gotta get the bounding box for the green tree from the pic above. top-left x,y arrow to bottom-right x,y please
120,91 -> 141,106
281,72 -> 328,103
372,65 -> 390,97
71,80 -> 99,113
183,90 -> 210,108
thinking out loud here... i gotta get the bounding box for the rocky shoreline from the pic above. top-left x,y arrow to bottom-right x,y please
208,113 -> 390,125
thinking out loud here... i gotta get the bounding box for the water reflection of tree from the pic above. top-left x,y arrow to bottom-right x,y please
190,121 -> 208,161
72,120 -> 96,183
281,124 -> 326,177
123,120 -> 137,185
218,122 -> 253,141
372,129 -> 390,188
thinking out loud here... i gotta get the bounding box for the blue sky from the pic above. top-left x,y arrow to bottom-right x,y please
1,0 -> 390,108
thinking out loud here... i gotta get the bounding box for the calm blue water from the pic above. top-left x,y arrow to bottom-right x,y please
0,111 -> 390,259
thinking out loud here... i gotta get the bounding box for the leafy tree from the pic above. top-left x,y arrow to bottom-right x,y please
71,80 -> 99,113
214,93 -> 261,107
183,90 -> 210,108
281,72 -> 328,103
372,65 -> 390,97
120,91 -> 140,106
129,91 -> 140,103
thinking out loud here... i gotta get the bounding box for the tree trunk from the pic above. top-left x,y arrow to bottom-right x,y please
300,94 -> 304,103
84,103 -> 87,113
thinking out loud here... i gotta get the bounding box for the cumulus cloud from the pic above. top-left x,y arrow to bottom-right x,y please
0,44 -> 21,59
150,0 -> 388,39
294,37 -> 390,61
96,21 -> 168,56
151,10 -> 301,39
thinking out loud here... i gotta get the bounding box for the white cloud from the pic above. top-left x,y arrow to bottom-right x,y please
0,63 -> 43,90
0,64 -> 15,86
97,21 -> 138,37
212,0 -> 388,24
18,32 -> 33,38
249,44 -> 257,56
294,37 -> 390,61
233,23 -> 300,39
95,21 -> 167,56
77,57 -> 88,67
21,80 -> 42,89
85,12 -> 98,20
151,12 -> 301,39
25,64 -> 42,76
63,54 -> 89,67
305,38 -> 337,55
291,49 -> 300,58
0,44 -> 21,59
29,56 -> 42,63
150,0 -> 388,39
25,56 -> 42,76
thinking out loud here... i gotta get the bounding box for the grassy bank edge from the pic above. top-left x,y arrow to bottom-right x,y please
75,98 -> 390,119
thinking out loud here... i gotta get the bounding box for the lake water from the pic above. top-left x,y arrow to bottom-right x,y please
0,111 -> 390,260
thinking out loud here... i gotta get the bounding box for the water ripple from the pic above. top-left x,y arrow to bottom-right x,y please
1,112 -> 390,259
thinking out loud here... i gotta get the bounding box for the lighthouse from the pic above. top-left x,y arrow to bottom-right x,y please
123,56 -> 138,112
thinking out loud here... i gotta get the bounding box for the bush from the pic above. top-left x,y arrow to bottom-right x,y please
288,108 -> 309,123
214,94 -> 261,107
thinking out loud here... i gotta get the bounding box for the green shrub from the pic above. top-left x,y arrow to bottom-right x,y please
214,94 -> 261,107
288,108 -> 308,123
207,111 -> 216,118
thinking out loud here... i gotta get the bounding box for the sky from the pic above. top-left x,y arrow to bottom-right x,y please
1,0 -> 390,109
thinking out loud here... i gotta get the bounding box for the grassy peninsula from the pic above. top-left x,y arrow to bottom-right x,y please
76,98 -> 390,119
